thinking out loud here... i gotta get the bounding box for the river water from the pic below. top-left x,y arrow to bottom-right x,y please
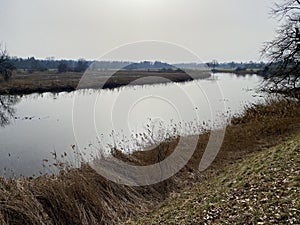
0,73 -> 265,177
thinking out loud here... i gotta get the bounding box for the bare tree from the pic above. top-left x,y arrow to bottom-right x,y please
207,60 -> 219,70
0,95 -> 20,127
262,0 -> 300,96
0,45 -> 15,81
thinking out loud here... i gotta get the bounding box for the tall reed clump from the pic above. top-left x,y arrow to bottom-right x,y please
0,165 -> 174,225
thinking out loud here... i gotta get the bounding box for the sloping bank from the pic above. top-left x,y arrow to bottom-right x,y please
0,99 -> 299,225
127,130 -> 300,224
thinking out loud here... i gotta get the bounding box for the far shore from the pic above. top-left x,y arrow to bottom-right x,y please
0,69 -> 211,95
212,68 -> 265,75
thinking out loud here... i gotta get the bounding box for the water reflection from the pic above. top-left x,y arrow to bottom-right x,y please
0,74 -> 265,177
0,95 -> 20,127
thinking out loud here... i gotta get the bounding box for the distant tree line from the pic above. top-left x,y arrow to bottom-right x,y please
8,58 -> 136,73
10,57 -> 92,73
216,61 -> 266,69
1,50 -> 270,79
124,61 -> 177,70
176,61 -> 266,70
9,57 -> 267,73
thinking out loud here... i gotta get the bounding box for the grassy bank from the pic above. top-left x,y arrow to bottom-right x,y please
0,99 -> 299,224
128,132 -> 300,224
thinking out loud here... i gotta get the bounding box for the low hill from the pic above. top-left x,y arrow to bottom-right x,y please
124,61 -> 177,70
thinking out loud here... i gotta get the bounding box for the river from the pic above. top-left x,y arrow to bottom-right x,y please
0,73 -> 265,177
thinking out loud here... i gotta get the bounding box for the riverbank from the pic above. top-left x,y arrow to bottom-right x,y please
0,69 -> 210,95
212,68 -> 264,76
129,131 -> 300,224
0,99 -> 299,224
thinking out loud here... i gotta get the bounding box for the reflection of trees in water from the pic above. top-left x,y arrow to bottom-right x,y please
0,95 -> 20,127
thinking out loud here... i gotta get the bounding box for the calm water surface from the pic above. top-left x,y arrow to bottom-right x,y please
0,73 -> 265,177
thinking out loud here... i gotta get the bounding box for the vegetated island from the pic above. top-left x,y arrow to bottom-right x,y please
0,69 -> 211,95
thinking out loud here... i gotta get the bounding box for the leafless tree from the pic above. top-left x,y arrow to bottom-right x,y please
0,45 -> 15,81
262,0 -> 300,96
0,95 -> 20,127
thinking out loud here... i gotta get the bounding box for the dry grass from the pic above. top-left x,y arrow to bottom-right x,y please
129,131 -> 300,224
0,70 -> 209,95
0,98 -> 299,224
0,166 -> 167,225
0,71 -> 82,95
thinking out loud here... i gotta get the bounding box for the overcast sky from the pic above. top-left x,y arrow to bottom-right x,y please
0,0 -> 278,62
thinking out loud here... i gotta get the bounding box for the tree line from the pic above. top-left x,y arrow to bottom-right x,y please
6,57 -> 134,73
10,57 -> 90,73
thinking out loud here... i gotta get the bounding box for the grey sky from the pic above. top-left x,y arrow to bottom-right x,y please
0,0 -> 278,62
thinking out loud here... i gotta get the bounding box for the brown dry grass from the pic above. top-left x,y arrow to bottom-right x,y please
129,130 -> 300,224
0,165 -> 168,225
0,98 -> 299,224
0,71 -> 82,95
0,70 -> 209,95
